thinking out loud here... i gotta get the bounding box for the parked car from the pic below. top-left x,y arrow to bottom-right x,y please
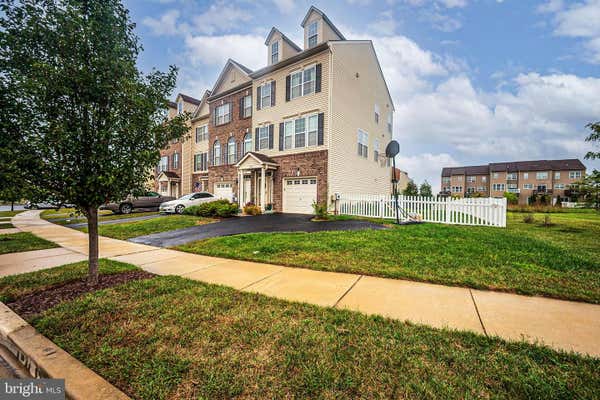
159,192 -> 217,214
24,200 -> 75,209
99,191 -> 174,214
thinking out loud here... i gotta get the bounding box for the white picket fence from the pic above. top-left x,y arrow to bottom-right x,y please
338,194 -> 507,227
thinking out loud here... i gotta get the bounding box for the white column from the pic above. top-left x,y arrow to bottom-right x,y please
238,170 -> 243,205
260,167 -> 266,210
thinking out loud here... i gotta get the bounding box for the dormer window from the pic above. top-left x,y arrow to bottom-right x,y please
308,21 -> 318,47
177,101 -> 183,115
271,41 -> 279,65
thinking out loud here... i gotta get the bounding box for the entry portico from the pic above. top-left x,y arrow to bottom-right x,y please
236,152 -> 278,210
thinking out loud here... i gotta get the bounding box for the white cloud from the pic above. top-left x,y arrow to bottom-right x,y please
404,0 -> 468,8
184,34 -> 265,70
192,2 -> 252,35
142,10 -> 180,36
272,0 -> 295,14
368,11 -> 398,36
397,153 -> 459,189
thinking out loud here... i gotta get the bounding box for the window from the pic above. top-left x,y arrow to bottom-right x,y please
271,41 -> 279,64
374,139 -> 380,162
492,183 -> 505,191
308,21 -> 318,47
442,177 -> 450,184
554,183 -> 565,189
387,113 -> 393,134
260,81 -> 272,108
227,137 -> 236,164
242,95 -> 252,118
536,172 -> 548,180
357,129 -> 368,158
555,172 -> 561,179
569,171 -> 582,179
195,125 -> 207,143
507,183 -> 518,193
466,187 -> 475,194
492,173 -> 499,179
523,172 -> 529,179
523,183 -> 533,189
215,103 -> 231,125
537,184 -> 547,192
477,187 -> 486,192
158,156 -> 168,172
443,187 -> 450,192
289,65 -> 316,100
283,114 -> 318,150
177,101 -> 183,115
194,153 -> 207,172
467,176 -> 476,183
172,152 -> 179,169
452,186 -> 463,193
507,173 -> 517,180
374,104 -> 380,124
482,176 -> 487,183
259,126 -> 270,150
243,133 -> 252,154
213,140 -> 221,166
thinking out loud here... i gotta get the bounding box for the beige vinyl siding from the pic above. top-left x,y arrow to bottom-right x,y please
213,66 -> 251,95
328,41 -> 393,197
266,31 -> 300,64
252,50 -> 330,158
181,114 -> 209,194
303,11 -> 342,49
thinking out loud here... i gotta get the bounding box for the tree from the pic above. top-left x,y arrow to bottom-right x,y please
503,191 -> 518,205
402,180 -> 419,196
585,122 -> 600,160
1,0 -> 189,285
570,171 -> 600,210
419,180 -> 432,197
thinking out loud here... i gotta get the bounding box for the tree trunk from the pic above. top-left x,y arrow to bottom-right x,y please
10,201 -> 14,212
86,206 -> 99,286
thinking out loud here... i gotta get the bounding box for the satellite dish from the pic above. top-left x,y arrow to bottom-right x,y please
385,140 -> 399,158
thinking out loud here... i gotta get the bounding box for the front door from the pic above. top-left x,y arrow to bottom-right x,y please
242,176 -> 252,205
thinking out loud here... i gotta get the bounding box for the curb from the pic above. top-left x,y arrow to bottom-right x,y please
0,302 -> 130,400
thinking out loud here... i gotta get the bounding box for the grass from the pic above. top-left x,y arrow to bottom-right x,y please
0,259 -> 139,303
45,211 -> 159,226
0,232 -> 58,255
79,215 -> 216,240
0,210 -> 23,217
0,223 -> 14,229
177,209 -> 600,304
24,273 -> 598,399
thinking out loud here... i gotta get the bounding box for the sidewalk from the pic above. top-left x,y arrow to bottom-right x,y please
10,211 -> 600,357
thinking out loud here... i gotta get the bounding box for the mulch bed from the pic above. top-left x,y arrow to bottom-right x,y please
7,271 -> 155,319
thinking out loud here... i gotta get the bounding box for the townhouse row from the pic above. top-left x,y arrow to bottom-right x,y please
441,159 -> 586,205
154,6 -> 394,213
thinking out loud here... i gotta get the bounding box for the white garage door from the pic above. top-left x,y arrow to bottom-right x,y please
283,178 -> 317,214
214,182 -> 233,201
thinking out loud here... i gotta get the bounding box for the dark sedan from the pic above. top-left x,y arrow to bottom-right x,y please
99,191 -> 175,214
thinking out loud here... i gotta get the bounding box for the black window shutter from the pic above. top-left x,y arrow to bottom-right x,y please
271,81 -> 276,107
239,97 -> 244,119
255,128 -> 259,151
256,86 -> 261,110
315,63 -> 322,93
285,75 -> 291,102
317,113 -> 324,145
279,123 -> 284,151
268,124 -> 274,149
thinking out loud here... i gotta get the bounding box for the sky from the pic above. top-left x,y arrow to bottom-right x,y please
125,0 -> 600,190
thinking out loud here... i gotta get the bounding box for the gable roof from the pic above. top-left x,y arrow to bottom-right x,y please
235,151 -> 278,168
167,101 -> 177,109
191,90 -> 211,119
301,5 -> 346,40
442,165 -> 489,177
249,42 -> 329,79
442,159 -> 586,177
265,27 -> 302,52
210,58 -> 253,96
176,93 -> 201,105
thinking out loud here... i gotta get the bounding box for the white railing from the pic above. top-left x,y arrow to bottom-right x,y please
337,194 -> 507,227
561,201 -> 584,208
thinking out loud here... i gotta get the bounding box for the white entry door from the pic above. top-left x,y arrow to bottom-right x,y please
283,177 -> 317,214
214,182 -> 233,201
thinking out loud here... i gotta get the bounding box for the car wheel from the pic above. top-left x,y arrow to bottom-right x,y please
175,205 -> 185,214
119,203 -> 133,214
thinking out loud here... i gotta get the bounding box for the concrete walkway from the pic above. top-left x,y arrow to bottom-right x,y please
9,211 -> 600,358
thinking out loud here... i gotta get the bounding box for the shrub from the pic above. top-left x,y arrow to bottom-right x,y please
243,204 -> 262,215
183,199 -> 237,218
509,204 -> 565,213
503,191 -> 518,205
523,213 -> 535,224
312,201 -> 328,220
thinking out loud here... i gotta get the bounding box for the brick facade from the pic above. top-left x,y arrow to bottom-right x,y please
207,84 -> 253,199
155,140 -> 182,197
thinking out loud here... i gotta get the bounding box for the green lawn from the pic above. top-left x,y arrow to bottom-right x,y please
0,232 -> 58,255
22,273 -> 597,399
45,211 -> 159,226
0,223 -> 14,229
79,215 -> 216,240
0,210 -> 23,218
0,259 -> 138,303
177,210 -> 600,304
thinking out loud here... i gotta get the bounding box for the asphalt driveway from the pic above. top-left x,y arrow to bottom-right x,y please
128,213 -> 386,247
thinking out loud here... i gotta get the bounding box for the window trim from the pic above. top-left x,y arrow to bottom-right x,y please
215,103 -> 231,126
536,171 -> 548,180
213,140 -> 221,166
308,20 -> 318,47
289,64 -> 316,100
195,125 -> 208,143
258,126 -> 270,150
569,171 -> 582,179
357,129 -> 368,158
194,152 -> 208,172
260,81 -> 272,109
282,113 -> 318,150
172,152 -> 179,169
243,133 -> 252,154
271,41 -> 279,64
242,95 -> 252,118
227,137 -> 236,165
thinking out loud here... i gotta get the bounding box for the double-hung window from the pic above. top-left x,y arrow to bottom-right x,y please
213,140 -> 221,166
554,183 -> 565,189
283,114 -> 318,150
260,82 -> 272,109
290,65 -> 316,100
357,129 -> 368,158
507,173 -> 517,180
258,126 -> 270,150
227,137 -> 236,164
294,118 -> 306,148
555,172 -> 561,179
523,172 -> 529,179
158,156 -> 168,172
243,133 -> 252,154
283,120 -> 294,150
569,171 -> 581,179
442,177 -> 450,184
215,103 -> 231,125
374,139 -> 380,162
172,152 -> 179,169
308,21 -> 318,47
195,125 -> 207,143
523,183 -> 533,189
482,176 -> 487,183
242,95 -> 252,118
492,183 -> 505,191
271,41 -> 279,64
467,176 -> 476,183
536,172 -> 548,180
194,153 -> 207,172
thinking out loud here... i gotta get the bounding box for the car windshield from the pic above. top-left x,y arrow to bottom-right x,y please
178,194 -> 195,201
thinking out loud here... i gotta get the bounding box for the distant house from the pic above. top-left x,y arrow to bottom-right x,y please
392,168 -> 410,193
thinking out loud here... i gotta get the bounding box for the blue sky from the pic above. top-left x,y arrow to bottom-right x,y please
125,0 -> 600,189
